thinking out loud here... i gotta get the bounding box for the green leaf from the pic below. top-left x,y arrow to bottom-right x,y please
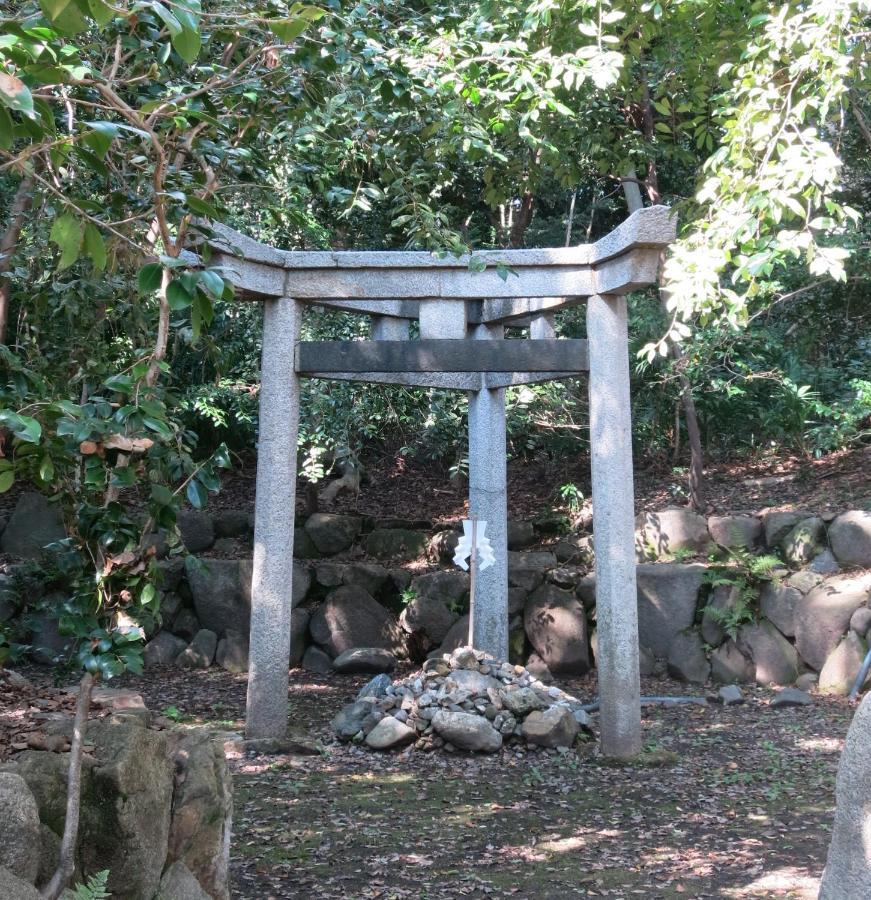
166,278 -> 193,310
186,478 -> 207,509
0,72 -> 33,115
0,470 -> 14,493
0,106 -> 12,148
199,269 -> 224,297
171,25 -> 201,64
49,213 -> 82,269
269,17 -> 310,41
185,195 -> 219,217
138,263 -> 162,294
151,483 -> 173,506
87,0 -> 114,26
38,455 -> 54,482
84,223 -> 107,272
39,0 -> 88,33
151,2 -> 183,36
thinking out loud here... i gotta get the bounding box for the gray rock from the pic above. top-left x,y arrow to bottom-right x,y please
761,509 -> 813,548
718,685 -> 744,706
818,632 -> 868,696
304,513 -> 361,555
313,560 -> 345,588
0,867 -> 41,899
157,557 -> 185,592
341,562 -> 390,595
500,687 -> 547,717
399,595 -> 458,648
0,492 -> 65,558
524,584 -> 590,676
185,558 -> 249,637
156,861 -> 210,900
171,607 -> 201,641
302,646 -> 334,674
507,521 -> 536,550
289,607 -> 310,667
710,640 -> 755,684
445,668 -> 501,696
176,629 -> 218,669
700,583 -> 740,646
795,672 -> 818,692
293,527 -> 321,559
819,692 -> 871,898
555,535 -> 595,566
759,582 -> 802,638
0,772 -> 40,882
787,570 -> 824,594
738,620 -> 799,686
431,710 -> 502,752
215,629 -> 249,673
829,510 -> 871,568
810,550 -> 840,575
309,585 -> 398,657
522,706 -> 580,749
438,615 -> 471,654
708,515 -> 762,549
178,510 -> 215,553
411,570 -> 469,606
0,574 -> 19,622
525,652 -> 554,683
636,563 -> 706,657
164,730 -> 232,900
781,516 -> 826,566
357,673 -> 393,701
667,630 -> 710,684
28,607 -> 73,665
36,823 -> 60,891
509,551 -> 557,571
508,587 -> 527,617
850,606 -> 871,637
635,508 -> 709,558
508,566 -> 545,593
333,647 -> 396,674
364,528 -> 426,560
794,573 -> 871,670
576,573 -> 596,609
160,591 -> 183,625
213,509 -> 251,538
364,717 -> 416,750
770,687 -> 812,708
428,530 -> 459,562
144,631 -> 188,668
639,644 -> 656,677
332,701 -> 383,740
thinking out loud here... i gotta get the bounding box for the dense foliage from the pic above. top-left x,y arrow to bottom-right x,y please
1,0 -> 869,672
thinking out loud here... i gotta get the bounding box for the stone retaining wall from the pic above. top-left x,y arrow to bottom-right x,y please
3,492 -> 871,693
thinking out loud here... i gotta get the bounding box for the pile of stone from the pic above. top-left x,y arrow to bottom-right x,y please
331,645 -> 594,753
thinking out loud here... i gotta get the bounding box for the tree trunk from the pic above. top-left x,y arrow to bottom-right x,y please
0,174 -> 35,346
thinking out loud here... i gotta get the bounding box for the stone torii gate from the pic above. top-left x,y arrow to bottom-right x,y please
208,205 -> 675,759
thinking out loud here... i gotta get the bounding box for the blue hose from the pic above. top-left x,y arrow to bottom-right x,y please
848,647 -> 871,701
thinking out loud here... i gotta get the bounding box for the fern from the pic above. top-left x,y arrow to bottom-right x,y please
67,871 -> 111,899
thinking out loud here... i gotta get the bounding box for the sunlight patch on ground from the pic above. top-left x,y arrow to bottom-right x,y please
796,736 -> 842,753
722,866 -> 819,898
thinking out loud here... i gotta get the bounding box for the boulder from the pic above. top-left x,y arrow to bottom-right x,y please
0,574 -> 19,622
438,615 -> 470,654
213,510 -> 251,539
636,563 -> 705,657
431,710 -> 502,752
635,508 -> 709,558
522,706 -> 580,749
829,510 -> 871,568
667,630 -> 710,684
0,772 -> 40,882
332,701 -> 384,740
500,687 -> 547,718
794,573 -> 871,670
710,640 -> 755,684
164,731 -> 232,900
215,630 -> 248,673
399,596 -> 458,648
428,530 -> 460,562
738,620 -> 799,686
761,509 -> 813,548
509,551 -> 557,571
850,606 -> 871,638
171,608 -> 201,641
445,668 -> 501,697
333,648 -> 396,674
718,685 -> 744,706
357,674 -> 393,701
293,527 -> 321,559
707,515 -> 762,549
177,511 -> 215,553
363,528 -> 426,561
508,588 -> 527,617
507,521 -> 536,550
341,562 -> 390,596
819,693 -> 871,899
700,584 -> 740,646
810,550 -> 840,575
364,717 -> 416,750
289,607 -> 310,667
157,557 -> 186,592
639,644 -> 656,677
176,629 -> 218,669
28,606 -> 73,665
301,646 -> 334,674
145,631 -> 188,668
156,862 -> 210,900
576,574 -> 596,609
0,492 -> 65,558
304,513 -> 361,555
411,570 -> 469,607
0,867 -> 41,899
555,535 -> 595,567
796,672 -> 818,692
781,516 -> 826,566
524,584 -> 590,675
526,653 -> 554,683
818,632 -> 868,697
759,582 -> 802,638
309,585 -> 398,656
36,824 -> 59,890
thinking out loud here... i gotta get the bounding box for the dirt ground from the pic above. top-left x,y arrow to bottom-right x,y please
114,666 -> 854,900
